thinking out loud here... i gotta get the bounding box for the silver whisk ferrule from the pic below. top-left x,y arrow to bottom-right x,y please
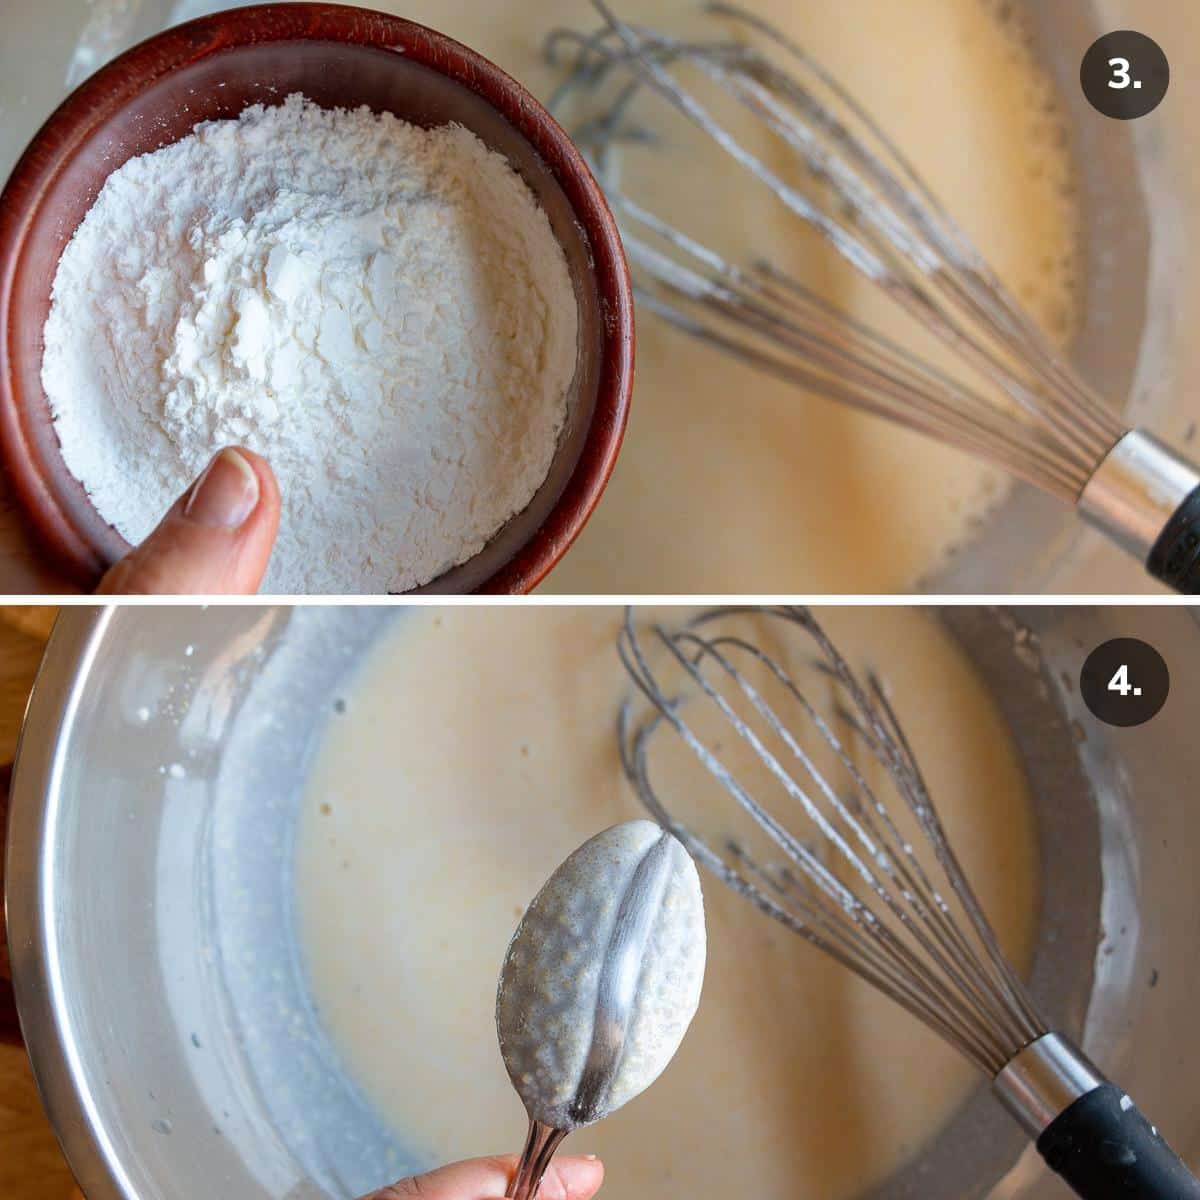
994,1033 -> 1104,1139
1078,430 -> 1200,564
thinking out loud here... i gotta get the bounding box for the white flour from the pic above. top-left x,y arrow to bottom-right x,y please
42,94 -> 577,593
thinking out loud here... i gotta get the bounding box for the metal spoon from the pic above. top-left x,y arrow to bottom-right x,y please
495,819 -> 706,1199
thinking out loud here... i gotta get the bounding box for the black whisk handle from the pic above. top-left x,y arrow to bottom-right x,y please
1147,486 -> 1200,594
1038,1084 -> 1200,1199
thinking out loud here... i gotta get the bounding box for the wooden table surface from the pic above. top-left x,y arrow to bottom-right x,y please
0,475 -> 79,596
0,607 -> 80,1198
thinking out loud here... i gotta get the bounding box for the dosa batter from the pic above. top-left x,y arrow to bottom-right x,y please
294,607 -> 1040,1199
363,0 -> 1083,592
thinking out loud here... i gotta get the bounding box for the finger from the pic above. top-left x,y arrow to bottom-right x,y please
96,447 -> 280,595
367,1153 -> 604,1200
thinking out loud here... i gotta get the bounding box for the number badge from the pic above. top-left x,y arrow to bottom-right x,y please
1080,638 -> 1170,727
1081,31 -> 1170,119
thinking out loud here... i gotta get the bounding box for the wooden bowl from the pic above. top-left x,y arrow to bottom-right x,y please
0,3 -> 634,594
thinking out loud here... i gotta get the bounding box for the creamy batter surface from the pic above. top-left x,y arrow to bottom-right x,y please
364,0 -> 1083,592
294,607 -> 1040,1199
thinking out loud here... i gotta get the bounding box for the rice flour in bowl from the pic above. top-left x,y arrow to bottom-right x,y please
0,4 -> 633,593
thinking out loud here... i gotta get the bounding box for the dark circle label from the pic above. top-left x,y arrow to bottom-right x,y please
1081,31 -> 1170,120
1080,638 -> 1169,727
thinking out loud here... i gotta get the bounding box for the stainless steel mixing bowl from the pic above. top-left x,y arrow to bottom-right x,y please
4,604 -> 1200,1199
1,0 -> 1198,593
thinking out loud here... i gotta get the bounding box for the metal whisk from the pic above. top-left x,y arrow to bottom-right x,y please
547,5 -> 1200,593
617,606 -> 1200,1199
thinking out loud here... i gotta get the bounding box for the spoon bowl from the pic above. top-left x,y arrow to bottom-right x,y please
496,820 -> 706,1197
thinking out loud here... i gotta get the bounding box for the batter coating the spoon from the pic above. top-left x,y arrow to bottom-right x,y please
497,819 -> 706,1130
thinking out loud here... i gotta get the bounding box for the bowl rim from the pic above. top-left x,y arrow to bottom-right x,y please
0,1 -> 634,595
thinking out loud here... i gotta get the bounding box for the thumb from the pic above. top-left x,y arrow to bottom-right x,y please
97,447 -> 280,595
366,1153 -> 604,1200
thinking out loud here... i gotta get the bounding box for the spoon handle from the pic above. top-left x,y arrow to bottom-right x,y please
506,1118 -> 568,1200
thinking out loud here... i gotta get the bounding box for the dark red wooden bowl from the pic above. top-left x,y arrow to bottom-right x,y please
0,3 -> 634,594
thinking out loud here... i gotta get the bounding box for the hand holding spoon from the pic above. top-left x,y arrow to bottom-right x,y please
495,820 -> 706,1199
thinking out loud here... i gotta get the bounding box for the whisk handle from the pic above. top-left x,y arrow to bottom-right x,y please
1147,486 -> 1200,595
1037,1083 -> 1200,1199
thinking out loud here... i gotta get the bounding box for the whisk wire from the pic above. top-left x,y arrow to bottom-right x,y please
617,608 -> 1047,1077
800,616 -> 1047,1041
669,627 -> 1035,1057
637,18 -> 1112,450
624,235 -> 1088,494
560,4 -> 1127,502
697,7 -> 1123,451
617,692 -> 1007,1072
730,845 -> 1012,1071
619,195 -> 1088,487
546,21 -> 1088,477
864,676 -> 1047,1037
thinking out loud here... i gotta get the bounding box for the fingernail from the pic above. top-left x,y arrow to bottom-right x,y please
583,1155 -> 598,1161
185,448 -> 259,529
